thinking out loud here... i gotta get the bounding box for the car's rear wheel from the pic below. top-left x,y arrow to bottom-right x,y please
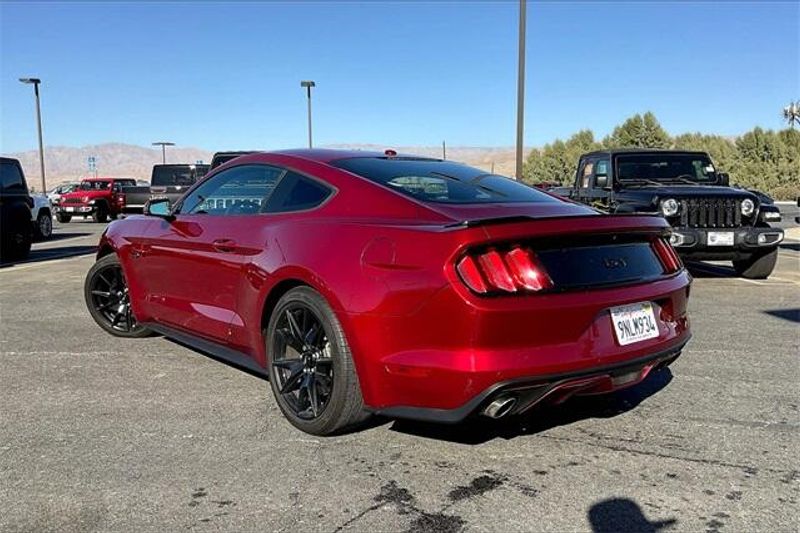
266,287 -> 367,435
733,248 -> 778,279
56,213 -> 72,223
35,210 -> 53,239
84,253 -> 151,338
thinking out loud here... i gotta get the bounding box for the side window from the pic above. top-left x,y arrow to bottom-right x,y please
265,172 -> 332,213
595,159 -> 609,177
180,165 -> 284,216
1,160 -> 26,192
580,160 -> 595,188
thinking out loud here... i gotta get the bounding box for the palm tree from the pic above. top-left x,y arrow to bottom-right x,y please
783,101 -> 800,129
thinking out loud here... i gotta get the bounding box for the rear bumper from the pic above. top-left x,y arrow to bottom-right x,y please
346,270 -> 692,419
373,341 -> 687,423
670,226 -> 783,259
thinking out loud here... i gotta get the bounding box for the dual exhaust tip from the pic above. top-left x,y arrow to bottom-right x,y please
482,396 -> 517,419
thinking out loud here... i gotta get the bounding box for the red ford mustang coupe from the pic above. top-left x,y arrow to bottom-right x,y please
84,149 -> 691,435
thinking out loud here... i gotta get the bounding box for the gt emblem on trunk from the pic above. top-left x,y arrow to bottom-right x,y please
603,257 -> 628,269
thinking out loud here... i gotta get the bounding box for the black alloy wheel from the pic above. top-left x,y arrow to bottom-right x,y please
84,253 -> 151,338
266,286 -> 367,435
271,304 -> 334,419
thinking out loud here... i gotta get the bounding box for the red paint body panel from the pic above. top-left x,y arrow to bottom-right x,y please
97,150 -> 692,418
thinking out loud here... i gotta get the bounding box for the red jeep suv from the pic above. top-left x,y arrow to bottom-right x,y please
55,177 -> 135,223
84,150 -> 691,435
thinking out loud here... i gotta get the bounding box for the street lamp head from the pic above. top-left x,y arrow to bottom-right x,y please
152,141 -> 175,146
300,80 -> 316,88
19,78 -> 41,85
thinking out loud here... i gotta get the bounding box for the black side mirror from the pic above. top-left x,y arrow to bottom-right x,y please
718,173 -> 730,186
145,197 -> 174,220
595,173 -> 610,189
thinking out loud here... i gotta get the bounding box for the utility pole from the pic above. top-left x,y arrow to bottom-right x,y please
152,141 -> 175,164
442,140 -> 446,160
301,80 -> 316,148
515,0 -> 527,180
19,78 -> 46,193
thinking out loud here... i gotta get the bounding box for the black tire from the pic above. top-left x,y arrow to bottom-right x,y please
56,212 -> 72,223
84,253 -> 152,338
35,210 -> 53,239
266,286 -> 367,435
92,204 -> 108,223
733,248 -> 778,279
0,229 -> 32,261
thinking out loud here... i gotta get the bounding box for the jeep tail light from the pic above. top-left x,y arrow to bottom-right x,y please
652,237 -> 682,273
115,192 -> 126,206
457,247 -> 553,294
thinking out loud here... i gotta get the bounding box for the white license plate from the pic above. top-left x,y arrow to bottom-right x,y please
707,231 -> 734,246
65,207 -> 75,212
610,302 -> 659,346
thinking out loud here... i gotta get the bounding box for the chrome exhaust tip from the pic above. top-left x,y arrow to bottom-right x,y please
482,396 -> 517,419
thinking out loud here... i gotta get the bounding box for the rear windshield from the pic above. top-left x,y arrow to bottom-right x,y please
151,165 -> 210,187
331,158 -> 556,204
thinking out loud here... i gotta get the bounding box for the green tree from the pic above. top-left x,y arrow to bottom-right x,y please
603,112 -> 670,149
522,112 -> 799,199
523,130 -> 601,185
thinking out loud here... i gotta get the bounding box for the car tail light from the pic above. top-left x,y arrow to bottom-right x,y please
115,192 -> 126,206
456,246 -> 553,295
652,237 -> 682,273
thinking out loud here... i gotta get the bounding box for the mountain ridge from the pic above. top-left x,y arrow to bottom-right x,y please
5,142 -> 521,191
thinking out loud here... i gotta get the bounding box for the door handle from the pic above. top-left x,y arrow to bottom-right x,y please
212,239 -> 237,253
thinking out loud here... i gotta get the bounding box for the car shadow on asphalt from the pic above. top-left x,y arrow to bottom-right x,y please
0,245 -> 97,268
684,261 -> 736,278
387,368 -> 674,445
780,242 -> 799,252
763,308 -> 800,323
588,498 -> 677,532
37,232 -> 92,243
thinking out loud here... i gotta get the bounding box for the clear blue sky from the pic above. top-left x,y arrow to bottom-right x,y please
1,1 -> 797,153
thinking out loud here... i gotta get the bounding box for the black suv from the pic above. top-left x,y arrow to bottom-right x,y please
0,157 -> 34,261
551,149 -> 784,279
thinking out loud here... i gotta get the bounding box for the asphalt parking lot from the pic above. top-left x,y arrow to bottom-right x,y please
1,218 -> 798,532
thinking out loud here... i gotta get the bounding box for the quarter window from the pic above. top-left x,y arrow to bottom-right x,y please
265,172 -> 332,213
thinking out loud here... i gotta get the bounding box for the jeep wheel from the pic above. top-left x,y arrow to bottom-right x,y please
84,253 -> 152,338
0,230 -> 32,262
266,286 -> 368,436
56,213 -> 72,223
733,248 -> 778,279
35,210 -> 53,239
92,205 -> 108,223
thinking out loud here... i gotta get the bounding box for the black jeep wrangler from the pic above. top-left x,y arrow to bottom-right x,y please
550,149 -> 784,279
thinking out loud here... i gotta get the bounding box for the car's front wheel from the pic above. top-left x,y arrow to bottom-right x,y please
56,212 -> 72,223
92,205 -> 108,223
84,253 -> 152,338
266,286 -> 367,435
733,248 -> 778,279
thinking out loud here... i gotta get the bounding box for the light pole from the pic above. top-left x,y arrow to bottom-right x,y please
300,80 -> 316,148
152,141 -> 175,164
19,78 -> 46,193
515,0 -> 527,180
